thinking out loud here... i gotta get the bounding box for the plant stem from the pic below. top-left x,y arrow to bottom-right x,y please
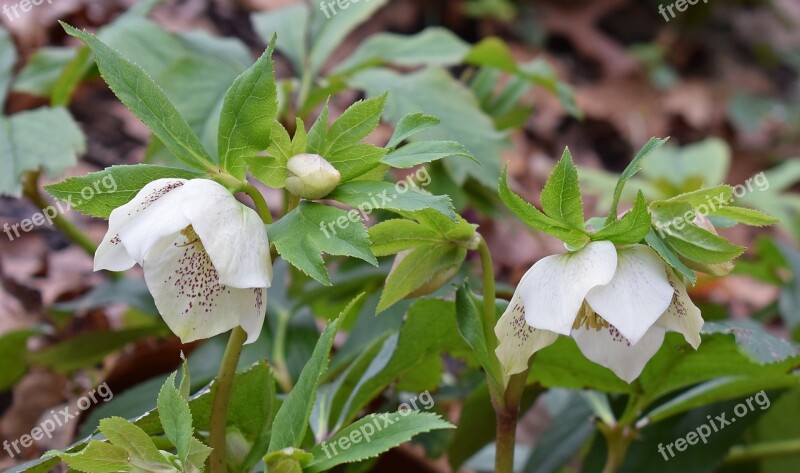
477,236 -> 497,354
495,369 -> 528,473
725,438 -> 800,463
209,326 -> 248,473
21,171 -> 97,256
272,309 -> 293,392
241,184 -> 273,224
599,423 -> 633,473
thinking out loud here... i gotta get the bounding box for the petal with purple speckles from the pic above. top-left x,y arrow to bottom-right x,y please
495,292 -> 558,381
656,270 -> 703,349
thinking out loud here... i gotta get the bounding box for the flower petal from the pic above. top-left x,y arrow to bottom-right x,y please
143,231 -> 267,344
179,180 -> 272,289
657,271 -> 703,349
572,319 -> 665,383
94,178 -> 187,271
585,244 -> 673,344
495,292 -> 558,378
520,240 -> 617,335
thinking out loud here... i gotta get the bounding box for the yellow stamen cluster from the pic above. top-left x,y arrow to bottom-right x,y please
573,304 -> 610,331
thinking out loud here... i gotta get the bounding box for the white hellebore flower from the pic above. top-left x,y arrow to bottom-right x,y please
94,179 -> 272,344
495,241 -> 703,383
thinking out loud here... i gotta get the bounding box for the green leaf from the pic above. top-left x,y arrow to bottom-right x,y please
455,284 -> 503,393
217,38 -> 278,180
665,184 -> 733,207
386,113 -> 441,149
0,25 -> 17,110
268,300 -> 357,453
44,165 -> 201,218
0,107 -> 86,197
368,219 -> 446,256
268,202 -> 377,285
377,244 -> 466,312
328,180 -> 456,220
382,141 -> 476,169
98,417 -> 171,470
333,27 -> 470,75
0,330 -> 34,391
711,205 -> 778,226
645,229 -> 697,284
13,47 -> 75,97
50,441 -> 131,473
186,438 -> 212,472
350,67 -> 507,187
592,191 -> 651,244
62,23 -> 216,172
246,121 -> 292,188
499,167 -> 589,247
702,320 -> 799,364
540,148 -> 585,230
157,373 -> 193,464
305,412 -> 453,472
606,137 -> 668,223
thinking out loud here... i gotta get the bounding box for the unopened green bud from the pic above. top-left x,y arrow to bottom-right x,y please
285,153 -> 341,200
264,448 -> 312,473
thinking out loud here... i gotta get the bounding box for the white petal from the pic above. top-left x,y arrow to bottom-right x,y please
142,231 -> 267,344
94,178 -> 187,271
585,244 -> 673,344
572,320 -> 665,383
179,180 -> 272,289
657,271 -> 703,349
495,292 -> 558,378
520,241 -> 617,335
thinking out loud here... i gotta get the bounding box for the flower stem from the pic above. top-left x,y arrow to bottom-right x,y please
21,171 -> 97,256
241,184 -> 273,224
725,438 -> 800,463
209,326 -> 247,473
477,236 -> 498,354
495,369 -> 528,473
599,423 -> 633,473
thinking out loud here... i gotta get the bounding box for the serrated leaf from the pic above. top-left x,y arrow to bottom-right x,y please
712,205 -> 778,226
45,165 -> 201,218
269,300 -> 359,453
606,137 -> 668,223
499,167 -> 589,247
377,244 -> 466,313
62,23 -> 216,172
591,191 -> 651,244
157,373 -> 193,464
381,141 -> 476,169
305,412 -> 453,473
50,441 -> 131,473
98,417 -> 171,470
247,121 -> 292,188
218,38 -> 278,180
665,184 -> 733,208
0,107 -> 86,197
268,202 -> 377,285
386,113 -> 441,149
644,228 -> 697,284
540,148 -> 585,230
327,180 -> 456,220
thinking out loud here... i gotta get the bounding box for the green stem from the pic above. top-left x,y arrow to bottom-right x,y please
725,438 -> 800,463
495,369 -> 528,473
209,326 -> 248,473
21,171 -> 97,256
272,310 -> 293,392
599,423 -> 633,473
241,184 -> 273,224
477,236 -> 497,354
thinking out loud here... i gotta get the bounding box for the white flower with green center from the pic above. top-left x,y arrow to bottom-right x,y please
94,178 -> 272,344
495,241 -> 703,383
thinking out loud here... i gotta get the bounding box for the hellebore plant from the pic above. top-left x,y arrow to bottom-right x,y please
25,19 -> 786,473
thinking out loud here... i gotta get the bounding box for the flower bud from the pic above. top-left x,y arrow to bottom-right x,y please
264,448 -> 312,473
680,213 -> 734,276
285,153 -> 341,200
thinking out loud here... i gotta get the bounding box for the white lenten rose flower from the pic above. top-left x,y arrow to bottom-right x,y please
94,178 -> 272,344
495,241 -> 702,383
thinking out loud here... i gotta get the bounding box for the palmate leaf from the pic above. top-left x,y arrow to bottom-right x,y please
591,191 -> 651,245
386,112 -> 441,148
157,372 -> 193,464
62,23 -> 217,172
268,202 -> 377,286
540,148 -> 585,230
